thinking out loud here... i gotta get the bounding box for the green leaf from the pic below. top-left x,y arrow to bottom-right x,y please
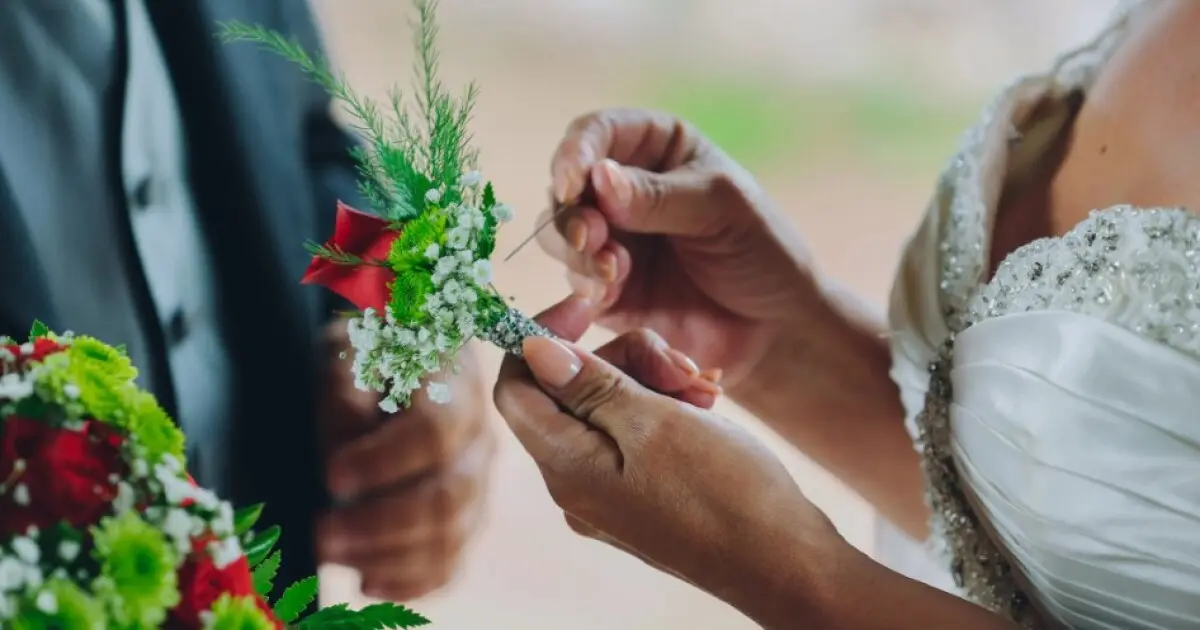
28,320 -> 49,340
273,576 -> 319,624
233,504 -> 265,537
251,550 -> 281,597
244,525 -> 281,568
296,601 -> 430,629
481,182 -> 496,208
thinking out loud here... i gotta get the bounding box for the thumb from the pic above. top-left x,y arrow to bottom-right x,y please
590,158 -> 733,237
520,336 -> 650,439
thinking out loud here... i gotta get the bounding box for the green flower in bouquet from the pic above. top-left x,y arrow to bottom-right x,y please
203,594 -> 275,630
10,579 -> 106,630
91,511 -> 182,628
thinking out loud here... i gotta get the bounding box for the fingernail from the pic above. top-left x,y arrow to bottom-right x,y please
554,171 -> 573,204
593,159 -> 631,207
699,368 -> 723,384
665,348 -> 700,377
691,379 -> 722,396
522,337 -> 582,388
594,251 -> 618,283
567,219 -> 588,252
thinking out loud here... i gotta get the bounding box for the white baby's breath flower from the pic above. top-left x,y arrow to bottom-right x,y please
208,537 -> 243,569
470,260 -> 493,286
435,255 -> 458,276
11,537 -> 38,565
35,590 -> 57,615
57,540 -> 80,563
426,381 -> 452,404
0,373 -> 34,401
425,188 -> 443,204
0,557 -> 25,591
457,205 -> 486,230
458,171 -> 482,188
447,225 -> 471,250
492,202 -> 514,223
424,243 -> 440,260
379,397 -> 399,414
10,484 -> 29,507
112,482 -> 136,514
441,280 -> 463,305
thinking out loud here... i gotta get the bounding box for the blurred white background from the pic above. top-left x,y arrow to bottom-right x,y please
311,1 -> 1119,628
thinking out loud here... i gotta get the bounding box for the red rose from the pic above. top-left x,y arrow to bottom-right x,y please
170,538 -> 282,629
2,338 -> 67,367
301,201 -> 399,312
0,417 -> 126,536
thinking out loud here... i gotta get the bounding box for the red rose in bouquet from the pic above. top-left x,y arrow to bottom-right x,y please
2,337 -> 67,365
0,417 -> 126,536
170,537 -> 282,630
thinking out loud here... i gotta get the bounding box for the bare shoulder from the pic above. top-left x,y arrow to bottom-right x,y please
1050,0 -> 1200,227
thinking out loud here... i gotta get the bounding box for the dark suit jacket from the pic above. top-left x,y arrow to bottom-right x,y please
0,0 -> 363,589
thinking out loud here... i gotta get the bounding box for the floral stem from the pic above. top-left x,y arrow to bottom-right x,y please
481,307 -> 552,356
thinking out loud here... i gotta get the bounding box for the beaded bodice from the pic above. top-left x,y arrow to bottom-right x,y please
890,1 -> 1200,628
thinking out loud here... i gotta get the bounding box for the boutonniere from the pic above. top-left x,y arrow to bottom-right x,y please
222,0 -> 549,412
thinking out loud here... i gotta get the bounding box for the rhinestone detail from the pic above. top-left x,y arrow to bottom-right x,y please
912,4 -> 1153,627
482,306 -> 552,356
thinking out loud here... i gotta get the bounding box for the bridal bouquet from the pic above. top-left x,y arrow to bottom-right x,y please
0,324 -> 427,629
221,0 -> 551,413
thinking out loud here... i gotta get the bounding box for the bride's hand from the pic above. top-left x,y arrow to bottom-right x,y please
493,302 -> 840,618
541,108 -> 819,390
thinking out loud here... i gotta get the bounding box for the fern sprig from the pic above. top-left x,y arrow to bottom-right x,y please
218,0 -> 478,222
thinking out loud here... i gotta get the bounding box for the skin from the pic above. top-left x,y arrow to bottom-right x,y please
315,320 -> 493,601
496,0 -> 1200,625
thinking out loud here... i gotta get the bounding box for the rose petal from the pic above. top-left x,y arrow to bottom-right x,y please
301,201 -> 400,312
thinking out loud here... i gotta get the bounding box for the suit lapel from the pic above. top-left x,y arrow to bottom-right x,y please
0,169 -> 59,338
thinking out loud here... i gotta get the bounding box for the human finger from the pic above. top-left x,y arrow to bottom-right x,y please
551,109 -> 700,204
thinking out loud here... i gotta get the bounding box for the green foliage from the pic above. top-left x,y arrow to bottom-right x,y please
251,550 -> 281,597
388,271 -> 435,326
244,525 -> 281,568
28,320 -> 49,340
474,183 -> 498,259
218,0 -> 478,226
296,602 -> 430,629
234,504 -> 265,537
272,576 -> 319,624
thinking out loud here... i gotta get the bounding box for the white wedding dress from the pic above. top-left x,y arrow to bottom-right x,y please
876,1 -> 1200,628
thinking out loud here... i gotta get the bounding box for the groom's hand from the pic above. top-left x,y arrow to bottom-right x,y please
315,320 -> 494,601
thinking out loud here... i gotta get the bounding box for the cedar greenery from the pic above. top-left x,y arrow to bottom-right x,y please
217,0 -> 479,229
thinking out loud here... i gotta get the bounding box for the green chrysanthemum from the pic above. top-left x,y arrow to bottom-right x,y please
389,211 -> 446,268
124,390 -> 186,466
202,595 -> 275,630
389,271 -> 435,325
91,511 -> 181,628
11,579 -> 107,630
67,337 -> 138,423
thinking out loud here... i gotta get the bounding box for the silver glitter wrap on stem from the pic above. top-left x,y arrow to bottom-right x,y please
482,306 -> 553,356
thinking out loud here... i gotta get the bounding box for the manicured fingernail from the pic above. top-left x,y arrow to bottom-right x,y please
567,219 -> 588,252
699,368 -> 723,384
692,379 -> 722,396
552,168 -> 569,203
665,348 -> 700,377
594,251 -> 618,282
522,337 -> 582,388
593,159 -> 631,207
